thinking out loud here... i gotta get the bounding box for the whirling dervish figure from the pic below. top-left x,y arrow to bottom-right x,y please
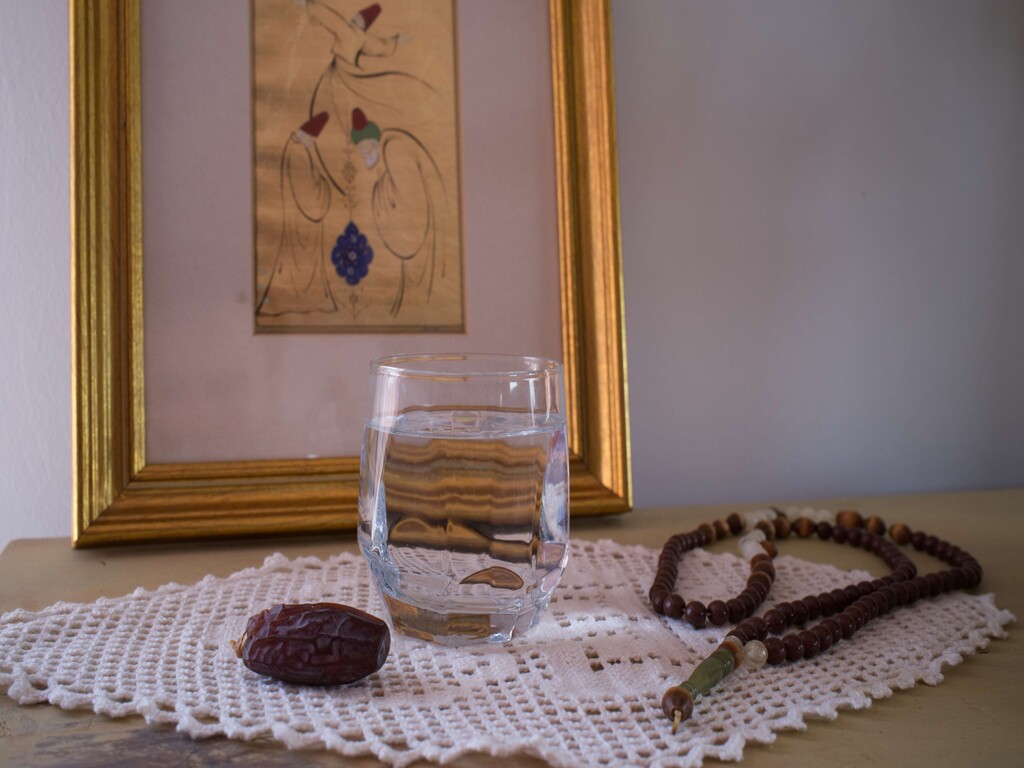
256,111 -> 337,317
301,1 -> 432,193
349,107 -> 449,316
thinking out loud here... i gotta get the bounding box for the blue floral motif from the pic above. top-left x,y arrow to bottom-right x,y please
331,222 -> 374,285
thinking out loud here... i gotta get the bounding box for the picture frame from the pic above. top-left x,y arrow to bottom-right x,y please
70,0 -> 631,547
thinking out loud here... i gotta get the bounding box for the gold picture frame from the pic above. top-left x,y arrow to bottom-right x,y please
70,0 -> 631,547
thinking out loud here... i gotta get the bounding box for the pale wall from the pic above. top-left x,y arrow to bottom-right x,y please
1,0 -> 1022,552
614,0 -> 1024,507
0,0 -> 71,548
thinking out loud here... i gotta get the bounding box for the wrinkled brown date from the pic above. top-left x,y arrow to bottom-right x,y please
232,602 -> 390,685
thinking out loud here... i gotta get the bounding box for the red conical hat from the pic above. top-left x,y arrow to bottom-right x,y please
300,111 -> 329,138
356,4 -> 381,30
351,108 -> 368,132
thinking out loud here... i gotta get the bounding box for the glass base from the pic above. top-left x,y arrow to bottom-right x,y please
383,594 -> 544,647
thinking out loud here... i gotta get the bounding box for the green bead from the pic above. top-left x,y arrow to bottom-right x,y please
681,647 -> 736,699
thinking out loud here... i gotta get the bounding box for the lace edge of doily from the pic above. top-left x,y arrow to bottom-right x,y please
1,603 -> 1013,768
0,543 -> 1016,768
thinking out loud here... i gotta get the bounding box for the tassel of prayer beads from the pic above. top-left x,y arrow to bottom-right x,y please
661,636 -> 767,733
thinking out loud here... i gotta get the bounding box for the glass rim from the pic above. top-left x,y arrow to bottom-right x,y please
370,353 -> 563,380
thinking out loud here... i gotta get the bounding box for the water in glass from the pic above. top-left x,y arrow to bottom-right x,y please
359,401 -> 569,646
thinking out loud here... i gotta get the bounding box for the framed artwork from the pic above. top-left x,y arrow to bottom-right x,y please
70,0 -> 631,546
252,1 -> 465,332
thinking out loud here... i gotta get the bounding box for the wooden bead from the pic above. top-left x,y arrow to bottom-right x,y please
697,522 -> 716,543
661,686 -> 694,722
795,517 -> 816,538
802,594 -> 822,621
923,572 -> 943,597
714,519 -> 732,540
869,589 -> 888,613
684,601 -> 708,628
747,570 -> 773,592
820,618 -> 843,645
707,600 -> 729,626
777,602 -> 796,623
728,625 -> 751,644
963,567 -> 982,589
816,591 -> 836,617
649,589 -> 668,613
737,591 -> 757,616
746,580 -> 769,601
864,515 -> 886,535
663,593 -> 685,619
653,576 -> 674,592
773,515 -> 792,539
846,603 -> 867,629
765,636 -> 787,665
726,513 -> 744,534
798,629 -> 820,659
755,520 -> 775,540
726,598 -> 745,623
829,587 -> 848,610
790,599 -> 809,626
863,593 -> 887,617
783,634 -> 805,662
835,509 -> 864,529
764,608 -> 787,634
893,582 -> 912,604
835,612 -> 856,639
889,522 -> 912,545
746,616 -> 768,641
760,540 -> 778,558
811,623 -> 833,652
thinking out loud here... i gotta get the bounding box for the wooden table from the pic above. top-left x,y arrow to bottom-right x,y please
1,490 -> 1021,766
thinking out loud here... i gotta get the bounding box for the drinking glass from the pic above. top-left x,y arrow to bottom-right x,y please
358,353 -> 570,646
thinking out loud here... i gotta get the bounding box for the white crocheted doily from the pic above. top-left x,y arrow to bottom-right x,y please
0,539 -> 1014,768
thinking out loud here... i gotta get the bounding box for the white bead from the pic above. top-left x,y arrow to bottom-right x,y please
741,508 -> 773,526
744,640 -> 768,669
815,509 -> 836,524
740,540 -> 763,560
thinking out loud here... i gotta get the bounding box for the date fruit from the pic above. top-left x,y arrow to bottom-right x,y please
232,602 -> 390,685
